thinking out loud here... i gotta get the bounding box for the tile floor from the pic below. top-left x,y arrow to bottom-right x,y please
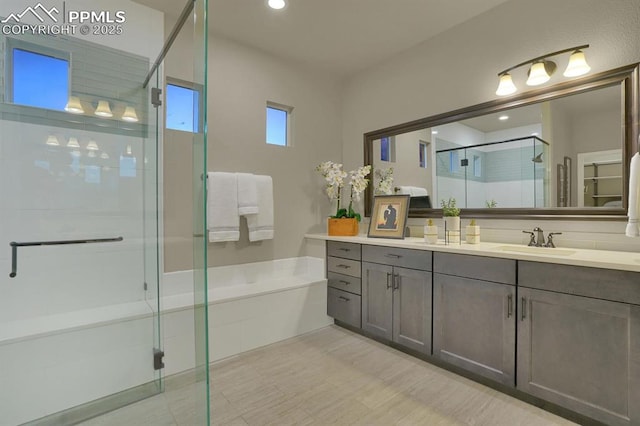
80,325 -> 576,425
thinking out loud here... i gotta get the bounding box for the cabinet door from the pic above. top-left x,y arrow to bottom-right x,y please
518,287 -> 640,426
362,262 -> 393,340
433,274 -> 515,385
393,267 -> 432,354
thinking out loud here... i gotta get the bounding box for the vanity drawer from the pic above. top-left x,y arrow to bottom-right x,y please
327,241 -> 361,261
327,271 -> 361,295
328,287 -> 361,328
327,256 -> 361,278
362,245 -> 432,271
519,261 -> 640,305
434,252 -> 516,285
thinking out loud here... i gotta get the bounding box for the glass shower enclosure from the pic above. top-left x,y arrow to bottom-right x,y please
0,0 -> 209,424
436,136 -> 549,208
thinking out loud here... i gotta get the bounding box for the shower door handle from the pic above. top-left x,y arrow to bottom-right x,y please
9,237 -> 123,278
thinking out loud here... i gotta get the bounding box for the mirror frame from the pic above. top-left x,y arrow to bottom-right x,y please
364,63 -> 639,220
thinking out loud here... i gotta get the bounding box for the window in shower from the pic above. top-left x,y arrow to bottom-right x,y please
166,80 -> 200,133
10,44 -> 69,111
266,102 -> 293,146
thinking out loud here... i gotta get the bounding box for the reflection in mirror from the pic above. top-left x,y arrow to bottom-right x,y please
365,64 -> 638,219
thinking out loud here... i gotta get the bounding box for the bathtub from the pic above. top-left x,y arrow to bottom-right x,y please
0,256 -> 330,425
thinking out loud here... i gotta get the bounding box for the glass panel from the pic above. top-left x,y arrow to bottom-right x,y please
192,0 -> 210,424
436,136 -> 549,208
0,2 -> 162,424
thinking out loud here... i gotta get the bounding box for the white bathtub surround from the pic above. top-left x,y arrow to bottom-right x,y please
626,152 -> 640,237
246,175 -> 274,241
0,257 -> 329,425
162,256 -> 330,373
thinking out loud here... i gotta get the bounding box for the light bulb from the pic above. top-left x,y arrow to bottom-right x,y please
563,50 -> 591,77
268,0 -> 286,9
94,100 -> 113,118
495,73 -> 517,96
526,62 -> 551,86
121,106 -> 139,122
64,96 -> 84,114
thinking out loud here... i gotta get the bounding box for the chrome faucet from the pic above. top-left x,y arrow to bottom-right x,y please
522,228 -> 563,247
545,232 -> 562,248
533,227 -> 545,247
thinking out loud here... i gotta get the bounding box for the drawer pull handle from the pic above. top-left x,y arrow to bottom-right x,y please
384,253 -> 402,259
507,294 -> 513,318
386,272 -> 392,289
338,296 -> 350,302
339,280 -> 351,286
521,297 -> 527,321
336,264 -> 351,269
393,274 -> 400,290
338,248 -> 351,252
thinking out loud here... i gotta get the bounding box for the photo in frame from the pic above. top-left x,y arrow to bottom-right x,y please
368,194 -> 410,239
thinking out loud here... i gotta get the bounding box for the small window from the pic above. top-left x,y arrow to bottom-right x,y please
419,142 -> 428,168
11,48 -> 69,110
266,102 -> 292,146
449,151 -> 459,172
166,82 -> 200,133
381,136 -> 396,162
473,155 -> 482,177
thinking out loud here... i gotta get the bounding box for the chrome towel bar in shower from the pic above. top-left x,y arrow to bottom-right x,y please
9,237 -> 123,278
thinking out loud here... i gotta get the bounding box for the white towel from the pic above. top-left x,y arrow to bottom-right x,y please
207,172 -> 240,242
397,186 -> 429,197
237,173 -> 259,215
246,175 -> 274,242
626,152 -> 640,237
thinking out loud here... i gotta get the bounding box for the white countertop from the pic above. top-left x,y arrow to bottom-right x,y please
305,233 -> 640,273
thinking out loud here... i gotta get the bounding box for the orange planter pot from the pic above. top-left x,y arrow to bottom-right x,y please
327,218 -> 359,236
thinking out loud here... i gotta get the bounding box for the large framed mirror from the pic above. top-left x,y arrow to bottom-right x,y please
364,63 -> 639,219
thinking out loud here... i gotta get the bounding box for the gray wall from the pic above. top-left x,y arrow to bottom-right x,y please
163,19 -> 343,272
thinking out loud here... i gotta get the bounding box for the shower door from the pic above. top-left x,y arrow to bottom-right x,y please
0,4 -> 163,423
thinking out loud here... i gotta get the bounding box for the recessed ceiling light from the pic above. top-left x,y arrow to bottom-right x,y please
268,0 -> 286,10
531,132 -> 539,136
431,130 -> 438,135
498,115 -> 509,121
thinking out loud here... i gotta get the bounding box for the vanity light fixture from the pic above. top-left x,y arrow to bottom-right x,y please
94,100 -> 113,118
121,106 -> 139,122
267,0 -> 286,9
495,44 -> 590,96
64,96 -> 84,114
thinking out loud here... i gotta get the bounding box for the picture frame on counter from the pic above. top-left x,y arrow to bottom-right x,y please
368,194 -> 410,239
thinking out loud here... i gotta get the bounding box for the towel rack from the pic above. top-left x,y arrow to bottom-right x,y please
9,237 -> 123,278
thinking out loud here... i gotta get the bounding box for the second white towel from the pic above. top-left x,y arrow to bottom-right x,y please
237,173 -> 259,215
246,175 -> 274,242
626,152 -> 640,237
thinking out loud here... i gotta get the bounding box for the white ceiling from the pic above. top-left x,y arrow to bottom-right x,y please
134,0 -> 511,77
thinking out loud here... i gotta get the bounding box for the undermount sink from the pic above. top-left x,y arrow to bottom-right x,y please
494,245 -> 577,256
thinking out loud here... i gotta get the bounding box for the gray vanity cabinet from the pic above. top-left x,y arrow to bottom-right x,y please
326,241 -> 362,328
518,261 -> 640,426
433,253 -> 516,386
362,245 -> 432,354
